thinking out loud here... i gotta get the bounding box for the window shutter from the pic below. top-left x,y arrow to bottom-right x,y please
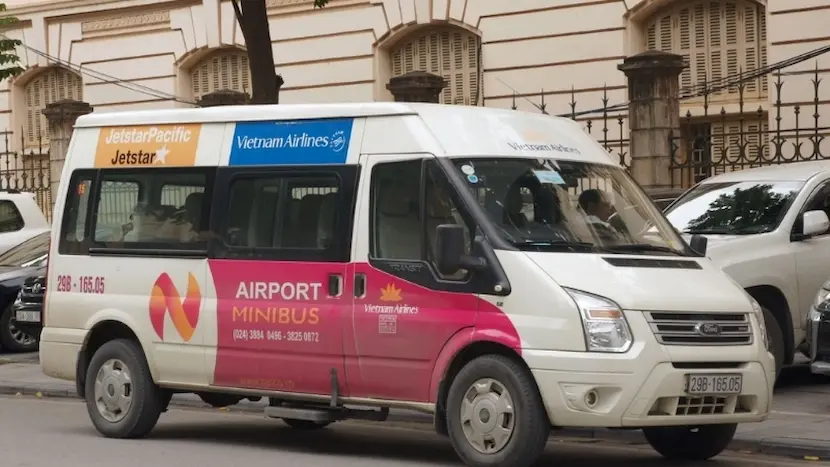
389,28 -> 481,106
24,67 -> 83,147
191,50 -> 252,101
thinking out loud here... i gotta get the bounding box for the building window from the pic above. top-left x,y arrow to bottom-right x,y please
24,67 -> 83,147
190,49 -> 252,101
645,0 -> 767,101
390,28 -> 481,105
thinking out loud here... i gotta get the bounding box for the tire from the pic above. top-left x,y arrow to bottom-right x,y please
199,392 -> 243,408
761,306 -> 785,382
85,338 -> 164,439
282,418 -> 333,430
0,304 -> 38,352
445,355 -> 550,467
643,423 -> 737,460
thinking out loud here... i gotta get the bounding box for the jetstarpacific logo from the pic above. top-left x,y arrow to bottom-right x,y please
149,273 -> 201,342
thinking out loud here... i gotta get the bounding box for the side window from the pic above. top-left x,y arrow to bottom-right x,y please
370,160 -> 422,260
59,171 -> 95,255
371,159 -> 472,279
801,181 -> 830,235
0,200 -> 24,233
217,173 -> 345,262
91,168 -> 214,251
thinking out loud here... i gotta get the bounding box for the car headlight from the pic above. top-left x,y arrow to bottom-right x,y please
744,294 -> 770,352
564,288 -> 633,353
815,280 -> 830,308
13,289 -> 22,305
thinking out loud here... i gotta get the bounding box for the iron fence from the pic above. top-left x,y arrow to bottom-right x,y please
0,131 -> 52,221
670,66 -> 829,189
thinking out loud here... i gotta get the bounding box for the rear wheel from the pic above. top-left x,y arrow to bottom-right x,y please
643,424 -> 737,460
85,339 -> 164,438
445,355 -> 549,467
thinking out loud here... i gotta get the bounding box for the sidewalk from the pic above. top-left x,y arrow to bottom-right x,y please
2,359 -> 830,460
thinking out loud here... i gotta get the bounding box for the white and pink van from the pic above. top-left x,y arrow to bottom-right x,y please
40,103 -> 774,467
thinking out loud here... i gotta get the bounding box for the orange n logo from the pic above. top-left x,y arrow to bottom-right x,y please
149,273 -> 201,342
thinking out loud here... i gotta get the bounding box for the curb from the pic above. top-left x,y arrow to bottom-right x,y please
2,382 -> 829,460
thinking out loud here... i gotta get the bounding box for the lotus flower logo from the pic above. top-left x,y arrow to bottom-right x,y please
380,283 -> 402,302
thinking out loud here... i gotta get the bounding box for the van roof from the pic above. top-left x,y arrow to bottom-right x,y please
75,102 -> 576,128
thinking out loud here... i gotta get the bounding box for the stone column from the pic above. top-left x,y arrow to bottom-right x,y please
42,99 -> 93,209
618,51 -> 685,191
197,89 -> 249,107
386,71 -> 447,103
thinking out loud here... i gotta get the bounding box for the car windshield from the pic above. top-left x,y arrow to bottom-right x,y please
0,232 -> 49,267
665,181 -> 804,235
450,157 -> 686,255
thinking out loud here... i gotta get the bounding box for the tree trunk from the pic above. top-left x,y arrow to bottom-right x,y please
235,0 -> 283,104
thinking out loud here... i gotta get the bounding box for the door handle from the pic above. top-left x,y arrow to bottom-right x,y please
354,273 -> 366,298
327,273 -> 342,297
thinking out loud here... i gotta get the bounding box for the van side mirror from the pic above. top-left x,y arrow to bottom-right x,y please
802,210 -> 830,238
435,224 -> 486,275
689,234 -> 708,257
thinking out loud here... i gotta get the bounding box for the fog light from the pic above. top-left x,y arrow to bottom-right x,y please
585,390 -> 599,408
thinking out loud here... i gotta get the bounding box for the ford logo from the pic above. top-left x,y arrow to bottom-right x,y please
695,322 -> 722,337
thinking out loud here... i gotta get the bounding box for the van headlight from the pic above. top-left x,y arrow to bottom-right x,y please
815,280 -> 830,308
564,288 -> 633,353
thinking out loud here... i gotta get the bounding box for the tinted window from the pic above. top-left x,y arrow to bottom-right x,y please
91,168 -> 213,251
665,181 -> 804,235
59,172 -> 94,255
217,173 -> 344,261
0,200 -> 24,233
0,231 -> 49,266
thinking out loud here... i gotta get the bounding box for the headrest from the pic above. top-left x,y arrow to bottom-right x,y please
185,192 -> 203,211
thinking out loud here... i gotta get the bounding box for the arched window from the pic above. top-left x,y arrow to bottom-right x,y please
645,0 -> 767,100
190,49 -> 251,102
24,67 -> 83,146
390,28 -> 480,105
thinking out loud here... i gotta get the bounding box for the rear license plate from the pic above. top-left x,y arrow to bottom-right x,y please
685,374 -> 742,395
15,310 -> 40,323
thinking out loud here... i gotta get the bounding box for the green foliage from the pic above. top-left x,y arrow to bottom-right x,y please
0,3 -> 22,82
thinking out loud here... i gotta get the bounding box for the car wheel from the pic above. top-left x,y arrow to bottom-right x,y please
761,306 -> 785,382
85,338 -> 164,438
643,424 -> 737,460
0,305 -> 38,352
445,355 -> 549,467
282,418 -> 333,430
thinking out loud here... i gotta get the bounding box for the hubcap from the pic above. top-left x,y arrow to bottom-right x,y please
8,318 -> 35,347
460,378 -> 516,454
94,359 -> 133,423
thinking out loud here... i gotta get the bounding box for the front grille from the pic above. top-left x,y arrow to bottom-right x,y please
648,395 -> 756,416
19,280 -> 45,305
646,312 -> 753,346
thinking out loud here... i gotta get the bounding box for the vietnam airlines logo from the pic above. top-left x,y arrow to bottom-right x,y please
149,273 -> 201,342
380,283 -> 402,302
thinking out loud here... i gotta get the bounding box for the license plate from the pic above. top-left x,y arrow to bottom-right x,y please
685,374 -> 743,395
15,310 -> 40,323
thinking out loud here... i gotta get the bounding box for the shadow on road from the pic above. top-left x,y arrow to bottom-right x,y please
776,363 -> 830,389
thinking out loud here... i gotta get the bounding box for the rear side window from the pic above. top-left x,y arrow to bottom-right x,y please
0,200 -> 24,233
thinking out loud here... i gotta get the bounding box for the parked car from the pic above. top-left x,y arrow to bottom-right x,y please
0,231 -> 49,352
12,272 -> 46,341
664,160 -> 830,380
0,191 -> 50,256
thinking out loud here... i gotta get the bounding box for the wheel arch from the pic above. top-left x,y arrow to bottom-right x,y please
76,318 -> 154,399
746,285 -> 794,364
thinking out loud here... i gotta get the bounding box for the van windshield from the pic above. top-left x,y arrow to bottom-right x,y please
451,158 -> 686,255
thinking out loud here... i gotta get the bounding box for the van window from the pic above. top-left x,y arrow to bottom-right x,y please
0,200 -> 24,233
91,168 -> 213,251
216,172 -> 344,261
59,171 -> 95,255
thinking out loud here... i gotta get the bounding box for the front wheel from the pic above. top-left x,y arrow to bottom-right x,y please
643,423 -> 737,460
85,339 -> 165,438
0,305 -> 38,352
445,355 -> 550,467
761,307 -> 785,382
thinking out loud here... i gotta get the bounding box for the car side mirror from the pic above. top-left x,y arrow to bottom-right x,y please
689,234 -> 708,257
435,224 -> 486,275
802,210 -> 830,238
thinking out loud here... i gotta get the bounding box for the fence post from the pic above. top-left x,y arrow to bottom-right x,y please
386,71 -> 447,103
618,51 -> 684,192
42,99 -> 93,210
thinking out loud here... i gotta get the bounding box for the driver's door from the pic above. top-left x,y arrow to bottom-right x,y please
347,154 -> 479,402
792,179 -> 830,327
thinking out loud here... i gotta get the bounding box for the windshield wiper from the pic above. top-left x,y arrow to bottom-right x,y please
511,239 -> 599,252
603,244 -> 684,255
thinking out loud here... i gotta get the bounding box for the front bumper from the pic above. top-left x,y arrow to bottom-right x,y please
523,311 -> 775,428
806,303 -> 830,375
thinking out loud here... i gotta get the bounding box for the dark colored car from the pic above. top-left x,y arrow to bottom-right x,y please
0,232 -> 48,352
12,273 -> 46,341
807,294 -> 830,375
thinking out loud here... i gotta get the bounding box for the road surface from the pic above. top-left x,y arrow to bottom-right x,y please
0,396 -> 825,467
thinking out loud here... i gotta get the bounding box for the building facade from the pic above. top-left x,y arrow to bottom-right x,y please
0,0 -> 826,175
